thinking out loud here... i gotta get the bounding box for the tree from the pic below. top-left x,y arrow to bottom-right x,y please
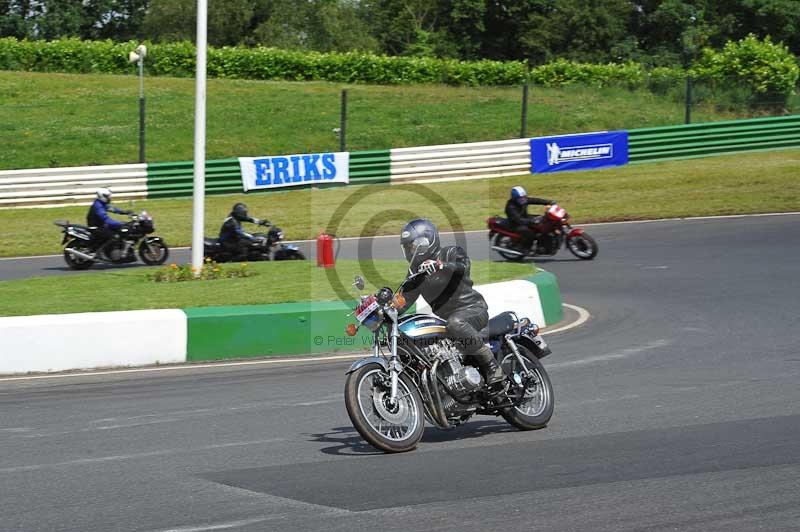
83,0 -> 150,41
143,0 -> 255,46
250,0 -> 378,52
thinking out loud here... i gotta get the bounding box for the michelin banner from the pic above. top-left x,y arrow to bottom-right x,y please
530,131 -> 628,174
240,152 -> 349,191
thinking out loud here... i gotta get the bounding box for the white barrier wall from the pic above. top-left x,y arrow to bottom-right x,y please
416,279 -> 546,326
0,163 -> 148,208
0,310 -> 187,374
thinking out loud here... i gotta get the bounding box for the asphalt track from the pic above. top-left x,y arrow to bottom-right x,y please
1,214 -> 800,532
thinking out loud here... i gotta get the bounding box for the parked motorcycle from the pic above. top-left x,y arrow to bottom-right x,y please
203,224 -> 305,262
54,211 -> 169,270
487,203 -> 598,261
343,274 -> 554,453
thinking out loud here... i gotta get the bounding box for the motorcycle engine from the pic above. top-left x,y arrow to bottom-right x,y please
107,246 -> 123,262
534,234 -> 560,256
424,339 -> 483,416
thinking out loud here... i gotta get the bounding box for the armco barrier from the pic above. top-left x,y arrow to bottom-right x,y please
4,115 -> 798,207
146,158 -> 240,199
0,163 -> 147,208
0,273 -> 562,374
628,114 -> 800,163
389,139 -> 530,184
145,149 -> 392,199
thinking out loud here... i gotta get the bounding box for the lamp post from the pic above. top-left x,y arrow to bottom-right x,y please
128,44 -> 147,163
191,0 -> 208,275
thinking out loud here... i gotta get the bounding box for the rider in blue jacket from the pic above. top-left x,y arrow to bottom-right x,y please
87,188 -> 131,254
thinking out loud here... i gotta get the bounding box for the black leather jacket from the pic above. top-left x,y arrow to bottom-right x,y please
219,215 -> 258,243
505,197 -> 553,228
400,245 -> 487,319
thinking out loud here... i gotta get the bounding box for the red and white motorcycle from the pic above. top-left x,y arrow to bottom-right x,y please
487,203 -> 598,261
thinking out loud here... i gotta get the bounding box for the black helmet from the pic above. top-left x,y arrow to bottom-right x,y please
400,218 -> 440,270
232,202 -> 248,221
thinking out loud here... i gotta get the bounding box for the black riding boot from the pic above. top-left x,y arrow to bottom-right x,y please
471,346 -> 506,389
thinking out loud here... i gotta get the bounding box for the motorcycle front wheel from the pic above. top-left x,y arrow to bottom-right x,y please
63,239 -> 93,270
566,233 -> 598,260
494,234 -> 525,262
499,347 -> 554,430
139,238 -> 169,266
344,363 -> 425,453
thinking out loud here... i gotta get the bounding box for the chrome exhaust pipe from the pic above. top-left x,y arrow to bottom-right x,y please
491,245 -> 524,257
64,248 -> 96,261
426,360 -> 452,429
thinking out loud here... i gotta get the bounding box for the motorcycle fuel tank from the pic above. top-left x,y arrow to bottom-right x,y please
398,314 -> 448,340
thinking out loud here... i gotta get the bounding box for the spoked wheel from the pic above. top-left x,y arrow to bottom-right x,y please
499,347 -> 554,430
63,239 -> 94,270
566,233 -> 598,260
494,234 -> 526,262
138,239 -> 169,266
344,363 -> 425,453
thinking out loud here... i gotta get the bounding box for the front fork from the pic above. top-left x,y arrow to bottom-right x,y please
504,335 -> 534,381
386,307 -> 402,403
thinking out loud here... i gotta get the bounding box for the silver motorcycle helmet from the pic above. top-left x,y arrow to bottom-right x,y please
400,218 -> 440,271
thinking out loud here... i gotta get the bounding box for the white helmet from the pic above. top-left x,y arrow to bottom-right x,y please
96,187 -> 112,203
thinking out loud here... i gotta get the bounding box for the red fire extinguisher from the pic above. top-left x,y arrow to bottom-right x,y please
316,231 -> 335,268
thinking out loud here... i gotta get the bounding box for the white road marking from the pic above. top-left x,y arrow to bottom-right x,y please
0,438 -> 285,473
548,339 -> 670,369
542,303 -> 590,335
144,517 -> 270,532
0,353 -> 367,382
2,211 -> 798,261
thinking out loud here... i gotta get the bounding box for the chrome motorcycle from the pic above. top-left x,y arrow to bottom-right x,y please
343,274 -> 555,453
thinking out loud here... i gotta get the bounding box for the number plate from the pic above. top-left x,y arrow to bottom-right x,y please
531,335 -> 548,349
355,296 -> 379,323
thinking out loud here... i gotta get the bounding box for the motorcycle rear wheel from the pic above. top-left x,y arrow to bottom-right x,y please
566,234 -> 598,260
494,234 -> 525,262
499,347 -> 554,430
63,239 -> 93,270
344,363 -> 425,453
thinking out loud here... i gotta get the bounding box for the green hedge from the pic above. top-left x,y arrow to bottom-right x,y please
0,36 -> 796,99
0,37 -> 528,86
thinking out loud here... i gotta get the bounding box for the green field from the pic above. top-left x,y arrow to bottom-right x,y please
0,259 -> 535,317
1,148 -> 798,258
0,70 -> 763,171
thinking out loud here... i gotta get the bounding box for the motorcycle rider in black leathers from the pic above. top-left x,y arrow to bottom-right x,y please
397,218 -> 505,390
505,186 -> 554,253
86,187 -> 133,256
218,203 -> 269,260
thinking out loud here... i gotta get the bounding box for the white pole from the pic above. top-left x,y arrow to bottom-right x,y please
191,0 -> 208,275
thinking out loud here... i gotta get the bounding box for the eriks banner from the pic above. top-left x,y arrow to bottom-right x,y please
239,152 -> 349,191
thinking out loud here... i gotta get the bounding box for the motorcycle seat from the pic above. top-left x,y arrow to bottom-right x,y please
71,223 -> 96,232
492,217 -> 511,228
479,311 -> 519,340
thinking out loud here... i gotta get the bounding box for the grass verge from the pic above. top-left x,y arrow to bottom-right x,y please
1,148 -> 798,258
0,70 -> 767,170
0,259 -> 536,317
